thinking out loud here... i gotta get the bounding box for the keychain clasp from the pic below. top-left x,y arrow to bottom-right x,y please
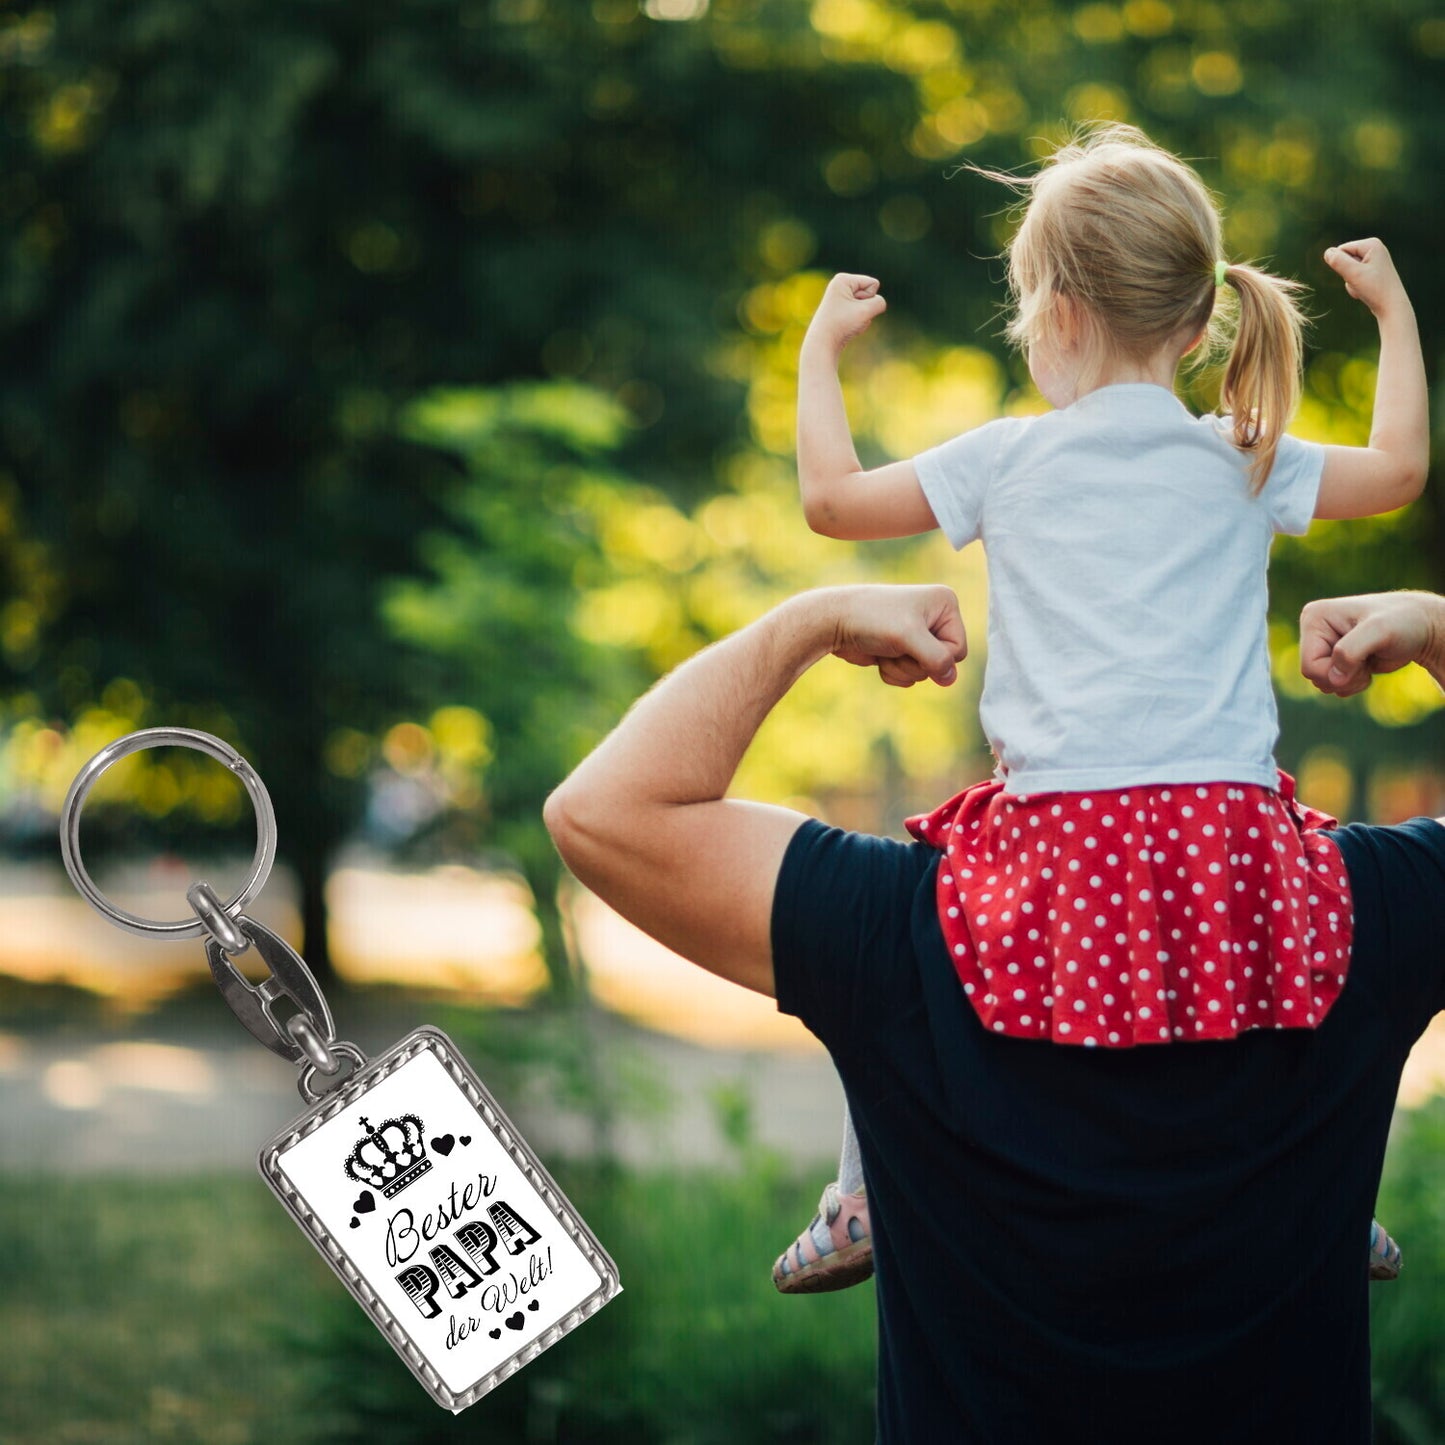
203,912 -> 338,1065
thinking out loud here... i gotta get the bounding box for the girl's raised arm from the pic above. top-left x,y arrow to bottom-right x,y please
1313,240 -> 1429,521
797,273 -> 940,541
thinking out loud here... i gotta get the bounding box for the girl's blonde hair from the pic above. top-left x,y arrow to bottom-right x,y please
979,124 -> 1306,492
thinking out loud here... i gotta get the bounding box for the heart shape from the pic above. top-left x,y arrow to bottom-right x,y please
489,1328 -> 501,1339
353,1192 -> 375,1214
349,1218 -> 360,1230
527,1299 -> 539,1312
459,1135 -> 472,1146
431,1134 -> 455,1157
505,1311 -> 525,1331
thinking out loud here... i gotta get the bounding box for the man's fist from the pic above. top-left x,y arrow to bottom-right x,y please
1299,591 -> 1445,697
829,584 -> 967,689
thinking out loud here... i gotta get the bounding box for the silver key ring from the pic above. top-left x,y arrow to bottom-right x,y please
59,726 -> 277,940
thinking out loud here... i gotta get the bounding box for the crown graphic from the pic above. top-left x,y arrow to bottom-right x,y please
344,1115 -> 433,1198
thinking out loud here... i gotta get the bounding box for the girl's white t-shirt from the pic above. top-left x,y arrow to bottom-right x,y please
913,382 -> 1324,796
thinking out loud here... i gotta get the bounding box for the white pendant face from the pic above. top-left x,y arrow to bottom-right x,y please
260,1027 -> 620,1412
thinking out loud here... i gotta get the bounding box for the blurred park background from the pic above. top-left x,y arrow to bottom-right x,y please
3,0 -> 1445,1440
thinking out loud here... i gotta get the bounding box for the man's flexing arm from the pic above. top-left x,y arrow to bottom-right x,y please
544,585 -> 967,997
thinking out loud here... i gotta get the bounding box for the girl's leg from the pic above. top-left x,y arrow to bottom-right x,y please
772,1102 -> 873,1293
837,1102 -> 865,1195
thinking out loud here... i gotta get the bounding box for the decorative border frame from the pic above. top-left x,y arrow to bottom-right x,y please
258,1025 -> 622,1412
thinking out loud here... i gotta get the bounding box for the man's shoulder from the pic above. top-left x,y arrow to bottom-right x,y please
1329,816 -> 1445,1034
1330,814 -> 1445,916
775,820 -> 939,940
772,820 -> 942,1051
1331,814 -> 1445,876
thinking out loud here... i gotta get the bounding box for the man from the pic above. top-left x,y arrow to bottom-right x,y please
545,585 -> 1445,1443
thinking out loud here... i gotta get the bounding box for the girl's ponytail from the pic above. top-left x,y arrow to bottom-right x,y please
1217,264 -> 1307,494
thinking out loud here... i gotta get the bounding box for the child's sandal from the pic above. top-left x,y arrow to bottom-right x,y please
1370,1218 -> 1402,1281
772,1182 -> 873,1294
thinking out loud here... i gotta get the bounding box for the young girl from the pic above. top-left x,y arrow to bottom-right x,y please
774,124 -> 1427,1294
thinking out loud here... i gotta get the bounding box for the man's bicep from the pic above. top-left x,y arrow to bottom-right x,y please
561,799 -> 810,999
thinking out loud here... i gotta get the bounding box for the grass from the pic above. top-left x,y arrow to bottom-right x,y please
0,1176 -> 330,1444
11,1098 -> 1445,1443
0,1161 -> 878,1445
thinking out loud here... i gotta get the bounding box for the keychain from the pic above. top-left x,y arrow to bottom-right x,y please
60,726 -> 621,1414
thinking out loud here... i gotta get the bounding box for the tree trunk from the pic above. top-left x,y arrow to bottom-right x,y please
874,732 -> 905,837
523,850 -> 617,1165
295,843 -> 333,982
528,858 -> 577,1001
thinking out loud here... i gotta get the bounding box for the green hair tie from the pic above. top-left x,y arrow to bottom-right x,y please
1215,259 -> 1228,287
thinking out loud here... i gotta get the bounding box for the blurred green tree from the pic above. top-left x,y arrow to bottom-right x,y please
382,381 -> 654,992
0,0 -> 932,969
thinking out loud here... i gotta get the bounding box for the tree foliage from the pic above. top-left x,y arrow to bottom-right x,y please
2,0 -> 1441,975
381,382 -> 655,990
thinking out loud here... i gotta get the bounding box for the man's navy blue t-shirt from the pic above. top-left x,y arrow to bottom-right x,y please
771,816 -> 1445,1444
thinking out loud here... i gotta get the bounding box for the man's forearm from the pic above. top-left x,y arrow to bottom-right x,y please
540,593 -> 839,999
546,582 -> 965,852
550,592 -> 835,825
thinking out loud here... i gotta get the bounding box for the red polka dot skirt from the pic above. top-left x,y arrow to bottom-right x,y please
905,773 -> 1352,1048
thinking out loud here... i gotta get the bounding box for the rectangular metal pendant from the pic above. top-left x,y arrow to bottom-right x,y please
259,1025 -> 621,1413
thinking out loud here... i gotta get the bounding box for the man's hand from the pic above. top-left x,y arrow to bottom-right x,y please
1324,239 -> 1411,322
829,584 -> 968,688
1300,591 -> 1445,696
805,273 -> 888,357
